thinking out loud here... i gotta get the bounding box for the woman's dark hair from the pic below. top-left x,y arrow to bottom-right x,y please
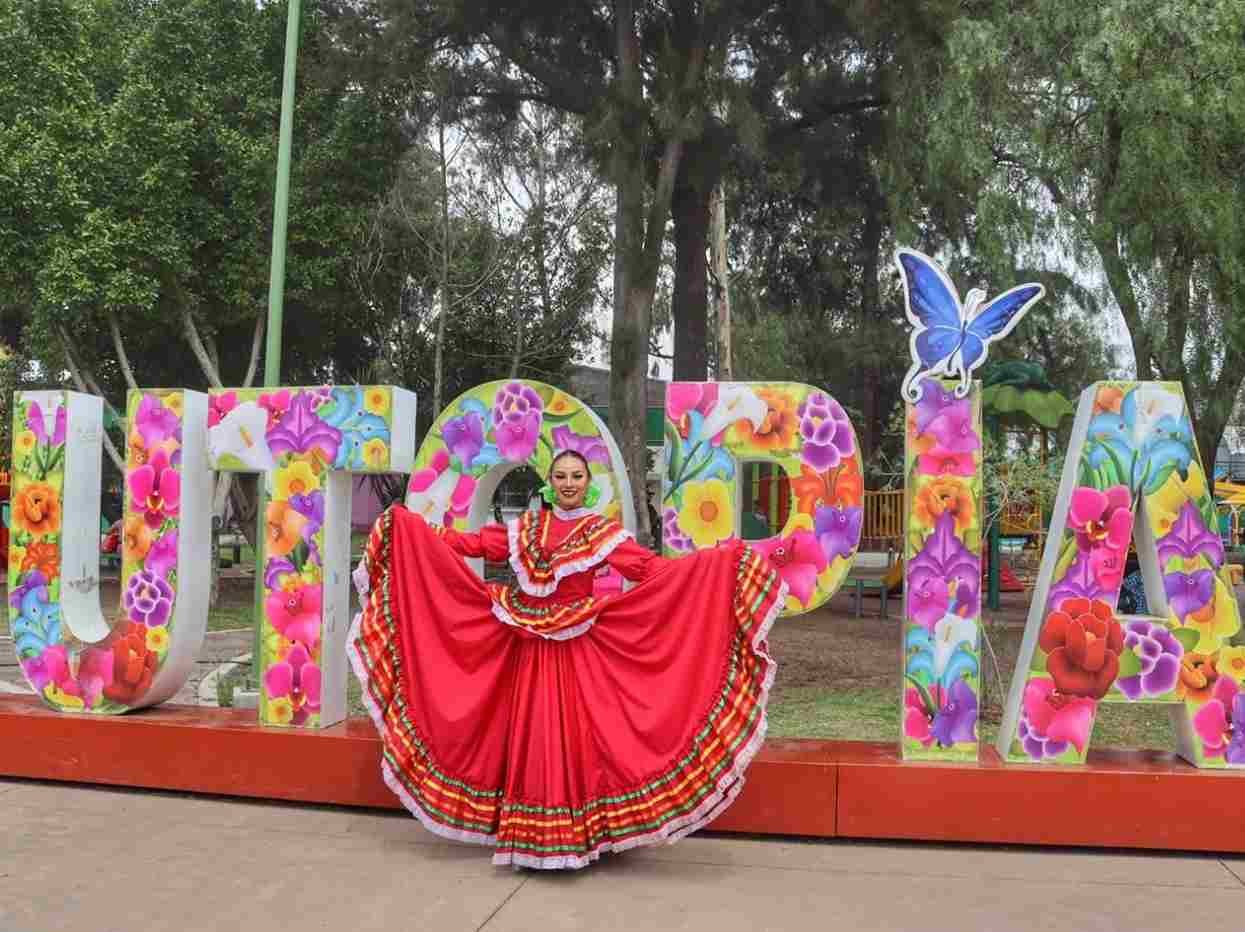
549,449 -> 590,477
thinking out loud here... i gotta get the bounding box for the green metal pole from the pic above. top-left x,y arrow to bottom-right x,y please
254,0 -> 302,692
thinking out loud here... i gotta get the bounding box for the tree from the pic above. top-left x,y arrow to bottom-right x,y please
910,0 -> 1245,475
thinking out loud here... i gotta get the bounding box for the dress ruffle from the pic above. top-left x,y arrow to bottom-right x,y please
349,506 -> 785,869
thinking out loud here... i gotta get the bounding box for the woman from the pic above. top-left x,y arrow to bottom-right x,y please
348,449 -> 786,869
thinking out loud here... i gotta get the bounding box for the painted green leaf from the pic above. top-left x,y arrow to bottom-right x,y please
1117,648 -> 1143,679
1173,627 -> 1201,653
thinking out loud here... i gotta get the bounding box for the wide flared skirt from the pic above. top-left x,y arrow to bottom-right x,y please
348,507 -> 786,869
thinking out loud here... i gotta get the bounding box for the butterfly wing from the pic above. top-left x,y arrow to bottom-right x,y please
956,284 -> 1045,377
895,249 -> 967,400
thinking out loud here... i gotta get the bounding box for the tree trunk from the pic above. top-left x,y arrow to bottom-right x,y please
856,189 -> 884,464
671,148 -> 711,382
433,117 -> 451,417
709,182 -> 732,379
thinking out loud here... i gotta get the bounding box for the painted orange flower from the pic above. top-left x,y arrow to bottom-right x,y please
267,501 -> 308,557
906,408 -> 935,454
792,465 -> 830,516
20,541 -> 60,581
913,478 -> 975,532
1093,385 -> 1124,416
731,388 -> 798,451
13,482 -> 61,536
832,457 -> 863,508
1176,652 -> 1219,703
123,514 -> 155,562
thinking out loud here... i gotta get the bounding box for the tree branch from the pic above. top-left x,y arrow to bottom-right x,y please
181,310 -> 224,389
57,325 -> 124,473
107,312 -> 139,391
242,313 -> 265,387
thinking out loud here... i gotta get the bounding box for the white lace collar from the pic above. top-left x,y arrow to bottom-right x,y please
551,505 -> 596,520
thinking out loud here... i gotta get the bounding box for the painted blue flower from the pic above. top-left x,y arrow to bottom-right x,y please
13,585 -> 62,659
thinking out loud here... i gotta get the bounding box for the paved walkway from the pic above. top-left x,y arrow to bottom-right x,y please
4,777 -> 1245,931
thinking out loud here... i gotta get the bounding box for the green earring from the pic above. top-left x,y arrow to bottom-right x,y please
540,483 -> 558,505
583,484 -> 601,508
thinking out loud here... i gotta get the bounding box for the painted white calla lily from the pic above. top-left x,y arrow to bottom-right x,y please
208,401 -> 275,471
1131,385 -> 1184,442
408,466 -> 459,524
932,615 -> 977,678
700,384 -> 767,440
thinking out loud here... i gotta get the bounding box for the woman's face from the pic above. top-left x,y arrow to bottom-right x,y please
550,456 -> 591,510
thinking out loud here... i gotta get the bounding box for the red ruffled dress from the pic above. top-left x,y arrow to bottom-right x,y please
348,504 -> 786,869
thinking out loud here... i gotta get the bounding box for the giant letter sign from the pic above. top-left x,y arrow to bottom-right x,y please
901,378 -> 984,760
9,389 -> 212,711
661,382 -> 863,615
207,386 -> 415,728
406,381 -> 635,554
998,382 -> 1242,767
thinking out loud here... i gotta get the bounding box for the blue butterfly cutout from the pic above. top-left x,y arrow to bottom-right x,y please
895,248 -> 1045,402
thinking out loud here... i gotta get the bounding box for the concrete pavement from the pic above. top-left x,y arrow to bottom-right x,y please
4,777 -> 1245,932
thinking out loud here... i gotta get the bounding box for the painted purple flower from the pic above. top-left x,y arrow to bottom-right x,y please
1157,501 -> 1224,566
442,410 -> 485,470
923,399 -> 980,454
930,678 -> 978,747
1164,570 -> 1215,622
906,512 -> 980,631
1047,550 -> 1107,610
134,394 -> 180,448
8,570 -> 48,611
551,425 -> 610,465
51,404 -> 66,446
1193,675 -> 1245,763
914,380 -> 958,434
26,400 -> 67,448
662,507 -> 693,552
267,391 -> 342,463
289,490 -> 325,565
1114,619 -> 1183,701
1017,715 -> 1071,760
798,392 -> 854,471
813,505 -> 862,562
124,569 -> 174,627
144,530 -> 178,578
492,382 -> 543,462
264,557 -> 298,590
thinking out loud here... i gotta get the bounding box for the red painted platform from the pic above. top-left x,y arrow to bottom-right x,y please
3,695 -> 1241,852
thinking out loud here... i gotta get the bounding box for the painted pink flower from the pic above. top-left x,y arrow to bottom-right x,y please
266,582 -> 322,647
407,449 -> 476,525
904,687 -> 935,747
208,391 -> 239,428
27,401 -> 68,447
1193,674 -> 1245,763
751,530 -> 828,605
666,383 -> 719,439
128,449 -> 181,529
134,394 -> 180,447
39,644 -> 114,707
1068,485 -> 1132,591
259,389 -> 292,430
492,382 -> 543,462
917,449 -> 976,476
263,642 -> 322,726
922,400 -> 979,455
1022,677 -> 1096,753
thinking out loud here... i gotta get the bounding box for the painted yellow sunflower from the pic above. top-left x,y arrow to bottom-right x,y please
266,696 -> 295,725
275,460 -> 320,500
146,626 -> 171,653
362,437 -> 388,469
678,479 -> 735,549
364,387 -> 390,416
1146,463 -> 1207,539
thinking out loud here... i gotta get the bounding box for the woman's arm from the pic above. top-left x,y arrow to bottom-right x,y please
435,523 -> 510,562
604,537 -> 671,583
